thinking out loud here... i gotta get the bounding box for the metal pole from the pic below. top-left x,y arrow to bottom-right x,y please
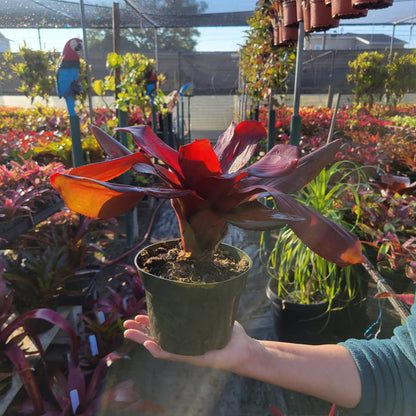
69,115 -> 84,167
263,94 -> 276,252
389,24 -> 396,64
187,95 -> 191,142
79,0 -> 94,125
113,2 -> 121,95
152,105 -> 158,134
37,28 -> 42,49
181,99 -> 185,143
290,22 -> 304,146
154,28 -> 159,72
327,93 -> 341,144
113,2 -> 133,247
176,100 -> 181,145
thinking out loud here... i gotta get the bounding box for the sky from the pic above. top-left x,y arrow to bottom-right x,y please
0,26 -> 249,53
1,23 -> 415,54
0,0 -> 415,53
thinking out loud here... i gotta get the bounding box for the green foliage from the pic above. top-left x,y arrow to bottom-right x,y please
239,1 -> 296,103
1,47 -> 58,103
32,134 -> 105,166
92,52 -> 166,117
347,51 -> 388,108
387,114 -> 416,129
385,52 -> 416,107
348,51 -> 416,108
263,160 -> 367,305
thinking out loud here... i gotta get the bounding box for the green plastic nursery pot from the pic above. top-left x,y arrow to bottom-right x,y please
135,240 -> 252,356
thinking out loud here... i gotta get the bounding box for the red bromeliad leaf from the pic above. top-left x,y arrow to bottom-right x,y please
214,120 -> 267,173
118,125 -> 182,177
222,201 -> 304,230
1,309 -> 79,365
272,191 -> 364,267
178,139 -> 222,188
135,162 -> 182,187
245,144 -> 300,178
190,172 -> 246,203
374,292 -> 415,305
51,174 -> 146,218
4,344 -> 45,416
90,126 -> 183,186
51,174 -> 189,218
260,139 -> 344,194
68,152 -> 151,182
91,125 -> 132,157
67,359 -> 86,408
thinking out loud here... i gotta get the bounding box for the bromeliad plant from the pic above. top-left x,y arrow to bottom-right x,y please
51,120 -> 363,270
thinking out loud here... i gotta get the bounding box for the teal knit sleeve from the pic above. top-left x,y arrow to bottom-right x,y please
340,303 -> 416,415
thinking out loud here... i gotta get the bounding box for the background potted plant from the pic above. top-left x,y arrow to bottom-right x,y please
17,351 -> 163,416
263,160 -> 369,344
3,210 -> 118,318
0,158 -> 64,247
50,120 -> 364,355
0,263 -> 79,416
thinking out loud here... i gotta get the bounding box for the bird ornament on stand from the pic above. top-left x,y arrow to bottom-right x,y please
56,38 -> 83,116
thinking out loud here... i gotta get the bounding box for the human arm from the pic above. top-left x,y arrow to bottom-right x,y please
340,302 -> 416,415
124,315 -> 361,408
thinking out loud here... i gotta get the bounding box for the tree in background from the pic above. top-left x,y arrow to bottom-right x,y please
348,51 -> 416,108
1,47 -> 57,103
385,52 -> 416,107
87,30 -> 140,54
87,0 -> 207,53
347,51 -> 388,108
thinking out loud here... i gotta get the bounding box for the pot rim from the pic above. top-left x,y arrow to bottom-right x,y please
135,239 -> 252,288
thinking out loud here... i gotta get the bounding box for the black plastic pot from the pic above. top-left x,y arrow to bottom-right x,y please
135,240 -> 251,356
266,278 -> 331,344
266,278 -> 369,344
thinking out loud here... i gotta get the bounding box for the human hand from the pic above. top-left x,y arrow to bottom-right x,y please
123,315 -> 257,373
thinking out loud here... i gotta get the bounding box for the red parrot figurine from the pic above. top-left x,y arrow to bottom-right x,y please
56,38 -> 83,116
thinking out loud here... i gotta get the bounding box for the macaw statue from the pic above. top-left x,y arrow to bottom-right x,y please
145,69 -> 158,105
56,38 -> 83,116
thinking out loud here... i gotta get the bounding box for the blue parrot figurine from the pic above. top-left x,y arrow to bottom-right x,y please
56,38 -> 83,116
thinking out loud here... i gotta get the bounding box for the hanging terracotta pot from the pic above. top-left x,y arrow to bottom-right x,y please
352,0 -> 393,9
310,0 -> 339,32
296,0 -> 304,21
281,23 -> 298,44
302,0 -> 312,32
283,0 -> 299,27
273,24 -> 280,46
331,0 -> 368,18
